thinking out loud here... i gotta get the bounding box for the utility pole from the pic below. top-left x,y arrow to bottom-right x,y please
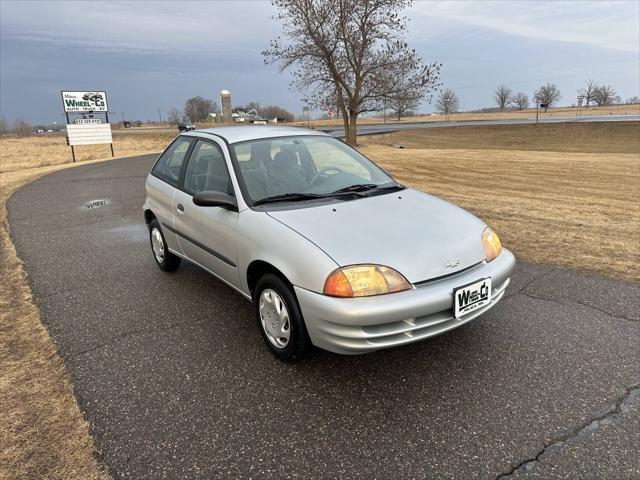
158,109 -> 163,126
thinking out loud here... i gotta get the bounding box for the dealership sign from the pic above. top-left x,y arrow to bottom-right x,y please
61,91 -> 108,112
61,89 -> 113,161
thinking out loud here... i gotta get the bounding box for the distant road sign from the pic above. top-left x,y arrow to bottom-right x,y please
62,91 -> 108,112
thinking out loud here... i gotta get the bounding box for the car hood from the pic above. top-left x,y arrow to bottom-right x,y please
267,188 -> 488,283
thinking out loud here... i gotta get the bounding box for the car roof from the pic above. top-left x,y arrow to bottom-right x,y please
183,125 -> 329,144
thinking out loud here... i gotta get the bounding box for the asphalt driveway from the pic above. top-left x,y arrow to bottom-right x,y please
7,155 -> 639,479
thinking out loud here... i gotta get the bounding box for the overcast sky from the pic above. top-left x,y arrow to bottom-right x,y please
1,0 -> 638,124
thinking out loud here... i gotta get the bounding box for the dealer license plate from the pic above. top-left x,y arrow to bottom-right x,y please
454,277 -> 492,318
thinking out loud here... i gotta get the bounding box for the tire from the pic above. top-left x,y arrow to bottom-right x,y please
254,273 -> 311,362
148,218 -> 181,272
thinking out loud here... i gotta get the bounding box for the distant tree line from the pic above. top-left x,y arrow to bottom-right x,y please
485,79 -> 628,113
431,78 -> 637,117
166,97 -> 295,124
0,116 -> 32,137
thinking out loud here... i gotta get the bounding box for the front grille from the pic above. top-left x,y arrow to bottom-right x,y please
413,261 -> 485,287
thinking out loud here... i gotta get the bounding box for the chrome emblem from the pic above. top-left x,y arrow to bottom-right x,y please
445,258 -> 460,269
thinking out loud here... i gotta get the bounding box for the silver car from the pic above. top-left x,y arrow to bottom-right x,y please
143,126 -> 515,361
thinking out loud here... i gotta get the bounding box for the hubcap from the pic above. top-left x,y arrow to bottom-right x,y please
259,289 -> 291,348
150,227 -> 165,263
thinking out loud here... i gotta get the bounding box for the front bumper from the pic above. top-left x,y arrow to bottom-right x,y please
295,249 -> 515,355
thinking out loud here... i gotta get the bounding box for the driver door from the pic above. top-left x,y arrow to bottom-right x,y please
173,138 -> 240,288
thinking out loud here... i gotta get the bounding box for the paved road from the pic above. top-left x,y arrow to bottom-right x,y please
8,156 -> 640,479
320,114 -> 640,136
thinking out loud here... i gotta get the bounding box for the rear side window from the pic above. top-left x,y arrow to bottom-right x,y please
152,137 -> 192,184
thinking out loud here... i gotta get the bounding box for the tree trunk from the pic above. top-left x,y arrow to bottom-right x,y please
342,114 -> 349,141
346,110 -> 358,145
397,111 -> 401,121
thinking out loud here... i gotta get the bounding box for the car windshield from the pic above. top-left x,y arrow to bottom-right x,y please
231,135 -> 396,204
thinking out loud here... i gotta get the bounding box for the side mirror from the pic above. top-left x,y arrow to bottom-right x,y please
193,191 -> 238,211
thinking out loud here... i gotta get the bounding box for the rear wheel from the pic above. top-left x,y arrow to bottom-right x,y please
149,218 -> 181,272
255,273 -> 311,362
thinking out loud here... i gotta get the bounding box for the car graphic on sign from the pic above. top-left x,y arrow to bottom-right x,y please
82,93 -> 104,104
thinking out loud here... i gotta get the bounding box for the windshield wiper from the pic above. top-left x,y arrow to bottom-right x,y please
330,183 -> 405,195
331,183 -> 379,194
253,192 -> 326,206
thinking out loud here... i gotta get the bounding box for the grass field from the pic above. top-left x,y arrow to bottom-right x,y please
0,133 -> 175,173
358,122 -> 640,282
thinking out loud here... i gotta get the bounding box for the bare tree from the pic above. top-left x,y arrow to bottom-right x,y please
263,0 -> 441,145
13,118 -> 31,137
167,108 -> 182,125
387,91 -> 421,120
259,104 -> 294,121
625,96 -> 640,105
494,84 -> 513,111
577,79 -> 598,108
435,88 -> 459,116
592,85 -> 617,106
0,116 -> 8,135
533,83 -> 561,111
511,92 -> 529,111
184,96 -> 218,122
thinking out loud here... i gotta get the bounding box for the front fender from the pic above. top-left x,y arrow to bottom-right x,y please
236,209 -> 338,295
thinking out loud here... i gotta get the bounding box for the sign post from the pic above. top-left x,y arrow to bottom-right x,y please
61,91 -> 113,162
577,96 -> 584,117
303,106 -> 310,128
536,103 -> 548,125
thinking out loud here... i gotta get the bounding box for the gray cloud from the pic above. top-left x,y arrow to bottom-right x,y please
1,1 -> 638,123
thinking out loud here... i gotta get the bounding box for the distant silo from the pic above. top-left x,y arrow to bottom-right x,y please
220,90 -> 232,124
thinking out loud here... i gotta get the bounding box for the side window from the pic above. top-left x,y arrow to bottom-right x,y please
152,137 -> 192,184
184,140 -> 233,195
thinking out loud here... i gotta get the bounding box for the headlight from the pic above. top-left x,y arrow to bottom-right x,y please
323,265 -> 411,297
482,227 -> 502,262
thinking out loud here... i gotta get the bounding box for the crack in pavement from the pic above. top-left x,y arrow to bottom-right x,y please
516,291 -> 638,322
502,269 -> 638,322
569,296 -> 639,322
502,269 -> 554,300
495,382 -> 640,479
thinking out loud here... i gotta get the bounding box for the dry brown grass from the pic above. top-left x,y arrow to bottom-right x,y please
0,133 -> 174,173
1,163 -> 112,480
367,121 -> 640,154
358,122 -> 640,282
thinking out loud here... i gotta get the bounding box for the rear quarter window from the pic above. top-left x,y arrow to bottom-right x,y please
152,137 -> 193,184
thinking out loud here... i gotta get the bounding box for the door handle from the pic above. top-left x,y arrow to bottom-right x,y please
176,203 -> 184,213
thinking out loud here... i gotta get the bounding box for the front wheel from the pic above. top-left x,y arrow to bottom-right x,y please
149,218 -> 181,272
254,274 -> 311,362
